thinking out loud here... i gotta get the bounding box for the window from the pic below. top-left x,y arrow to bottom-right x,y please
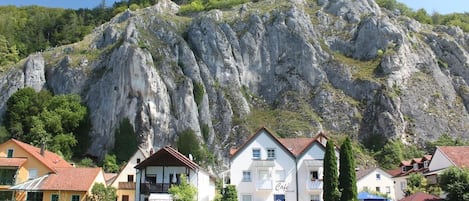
258,170 -> 270,180
242,171 -> 251,182
7,149 -> 13,158
28,169 -> 38,180
423,161 -> 429,168
51,194 -> 59,201
376,173 -> 381,180
242,195 -> 252,201
413,163 -> 418,170
26,192 -> 43,201
400,181 -> 407,190
267,148 -> 275,159
310,171 -> 319,180
137,158 -> 141,163
71,195 -> 80,201
401,166 -> 406,173
252,149 -> 261,159
386,186 -> 391,194
310,194 -> 320,201
127,174 -> 134,182
146,175 -> 157,184
122,195 -> 129,201
275,170 -> 285,181
170,174 -> 181,184
376,186 -> 380,192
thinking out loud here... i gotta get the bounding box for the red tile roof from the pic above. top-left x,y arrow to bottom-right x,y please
229,127 -> 329,158
0,157 -> 27,167
386,168 -> 402,177
9,139 -> 72,172
438,146 -> 469,168
40,168 -> 102,191
135,146 -> 199,170
398,192 -> 442,201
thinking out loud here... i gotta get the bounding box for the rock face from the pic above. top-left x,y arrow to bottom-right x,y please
0,0 -> 469,166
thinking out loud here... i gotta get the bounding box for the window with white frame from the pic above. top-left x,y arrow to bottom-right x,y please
423,161 -> 429,168
267,148 -> 275,159
310,194 -> 320,201
386,186 -> 391,194
258,170 -> 270,181
242,195 -> 252,201
413,163 -> 418,170
252,149 -> 261,159
28,169 -> 38,180
376,173 -> 381,180
242,171 -> 251,182
275,170 -> 286,181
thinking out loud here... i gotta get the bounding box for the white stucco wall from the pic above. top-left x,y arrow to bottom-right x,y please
392,175 -> 407,201
428,149 -> 453,172
230,130 -> 297,201
112,150 -> 147,188
297,143 -> 327,201
357,169 -> 395,201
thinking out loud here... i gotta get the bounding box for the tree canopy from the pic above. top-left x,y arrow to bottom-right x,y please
324,139 -> 340,201
89,183 -> 117,201
439,166 -> 469,201
4,87 -> 88,159
339,137 -> 358,201
168,174 -> 197,201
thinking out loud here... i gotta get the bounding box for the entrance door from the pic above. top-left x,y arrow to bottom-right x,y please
274,194 -> 285,201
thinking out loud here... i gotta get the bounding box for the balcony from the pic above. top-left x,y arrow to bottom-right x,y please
307,180 -> 323,190
140,183 -> 171,194
256,180 -> 273,190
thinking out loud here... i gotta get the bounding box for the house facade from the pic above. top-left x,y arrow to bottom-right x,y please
111,148 -> 151,201
356,167 -> 395,201
387,155 -> 432,200
229,127 -> 336,201
0,139 -> 73,201
134,146 -> 215,201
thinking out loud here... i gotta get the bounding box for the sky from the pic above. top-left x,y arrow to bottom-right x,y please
0,0 -> 467,14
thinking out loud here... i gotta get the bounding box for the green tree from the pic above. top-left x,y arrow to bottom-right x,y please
222,185 -> 238,201
323,139 -> 340,201
405,173 -> 440,196
439,166 -> 469,201
176,129 -> 214,166
375,139 -> 404,169
113,118 -> 138,164
168,174 -> 197,201
426,133 -> 469,154
339,137 -> 358,201
103,154 -> 119,173
89,183 -> 117,201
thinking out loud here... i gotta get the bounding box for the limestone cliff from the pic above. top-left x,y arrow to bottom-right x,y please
1,0 -> 468,167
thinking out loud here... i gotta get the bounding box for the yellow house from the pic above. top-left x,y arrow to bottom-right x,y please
0,139 -> 73,200
10,167 -> 106,201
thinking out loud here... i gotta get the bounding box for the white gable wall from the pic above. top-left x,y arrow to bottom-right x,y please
112,150 -> 147,188
230,130 -> 297,201
428,148 -> 453,172
356,169 -> 395,201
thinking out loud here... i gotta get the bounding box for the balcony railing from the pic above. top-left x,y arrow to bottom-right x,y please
0,177 -> 15,185
140,183 -> 171,194
307,180 -> 323,190
256,180 -> 273,190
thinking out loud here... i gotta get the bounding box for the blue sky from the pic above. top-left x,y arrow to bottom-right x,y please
0,0 -> 467,14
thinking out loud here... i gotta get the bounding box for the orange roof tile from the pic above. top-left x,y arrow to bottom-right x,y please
40,168 -> 102,191
398,192 -> 442,201
386,168 -> 402,177
438,146 -> 469,168
400,160 -> 411,166
0,157 -> 27,167
278,138 -> 315,156
9,139 -> 72,172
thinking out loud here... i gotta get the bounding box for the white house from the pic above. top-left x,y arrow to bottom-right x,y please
425,146 -> 469,186
356,167 -> 395,201
134,146 -> 215,201
387,155 -> 432,200
229,127 -> 336,201
110,148 -> 151,201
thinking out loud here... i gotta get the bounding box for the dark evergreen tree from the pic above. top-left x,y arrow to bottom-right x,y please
323,139 -> 340,201
339,137 -> 358,201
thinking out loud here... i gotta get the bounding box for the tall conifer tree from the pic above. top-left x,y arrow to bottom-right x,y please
324,139 -> 340,201
339,137 -> 358,201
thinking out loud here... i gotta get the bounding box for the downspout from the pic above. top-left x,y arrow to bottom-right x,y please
296,157 -> 299,201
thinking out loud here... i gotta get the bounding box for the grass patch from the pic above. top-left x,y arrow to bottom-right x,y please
332,52 -> 382,82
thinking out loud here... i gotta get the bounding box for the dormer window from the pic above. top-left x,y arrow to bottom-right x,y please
401,166 -> 406,173
7,149 -> 13,158
423,161 -> 429,168
413,163 -> 418,170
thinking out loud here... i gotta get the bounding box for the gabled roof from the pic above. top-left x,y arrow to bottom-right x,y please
356,167 -> 392,181
10,167 -> 102,192
398,192 -> 442,201
7,139 -> 72,172
135,146 -> 199,170
230,127 -> 329,159
110,147 -> 150,187
437,146 -> 469,168
0,157 -> 27,167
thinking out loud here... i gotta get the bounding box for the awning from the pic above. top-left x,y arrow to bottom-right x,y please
9,175 -> 49,191
149,193 -> 173,201
0,158 -> 27,167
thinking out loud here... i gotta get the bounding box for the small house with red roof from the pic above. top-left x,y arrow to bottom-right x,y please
134,146 -> 215,201
425,146 -> 469,188
229,127 -> 337,201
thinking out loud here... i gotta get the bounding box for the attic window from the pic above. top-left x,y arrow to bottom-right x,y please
137,158 -> 141,163
7,149 -> 13,158
413,163 -> 418,170
423,161 -> 429,168
252,149 -> 260,160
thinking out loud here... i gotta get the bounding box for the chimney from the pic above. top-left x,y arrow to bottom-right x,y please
40,142 -> 46,156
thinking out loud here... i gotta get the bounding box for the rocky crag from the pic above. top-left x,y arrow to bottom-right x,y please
1,0 -> 468,169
